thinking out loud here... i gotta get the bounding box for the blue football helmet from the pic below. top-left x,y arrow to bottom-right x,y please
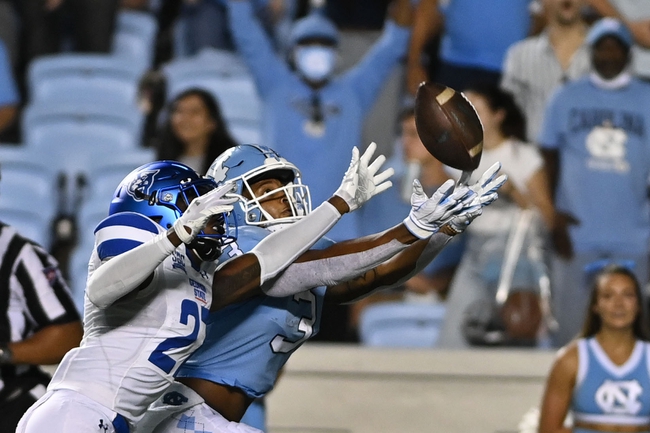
206,145 -> 311,229
110,160 -> 236,260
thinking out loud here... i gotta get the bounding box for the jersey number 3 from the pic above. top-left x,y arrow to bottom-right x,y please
270,291 -> 317,354
148,299 -> 206,374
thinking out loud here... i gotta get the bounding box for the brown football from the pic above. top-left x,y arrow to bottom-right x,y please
500,291 -> 542,340
414,82 -> 484,171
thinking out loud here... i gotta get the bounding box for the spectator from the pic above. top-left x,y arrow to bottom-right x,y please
406,0 -> 536,95
537,264 -> 650,433
0,37 -> 18,140
501,0 -> 591,142
0,0 -> 17,69
0,219 -> 82,432
155,88 -> 238,174
17,0 -> 119,86
437,83 -> 555,349
539,18 -> 650,347
226,0 -> 412,242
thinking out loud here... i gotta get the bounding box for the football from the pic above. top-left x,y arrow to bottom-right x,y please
414,82 -> 484,171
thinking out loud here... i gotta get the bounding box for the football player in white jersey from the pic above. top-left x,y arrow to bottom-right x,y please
16,145 -> 398,433
139,144 -> 506,433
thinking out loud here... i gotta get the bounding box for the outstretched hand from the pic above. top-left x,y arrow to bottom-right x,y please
446,162 -> 508,234
403,178 -> 476,239
335,142 -> 394,212
173,182 -> 238,244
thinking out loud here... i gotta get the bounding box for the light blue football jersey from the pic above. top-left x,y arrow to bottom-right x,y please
176,226 -> 334,398
573,338 -> 650,432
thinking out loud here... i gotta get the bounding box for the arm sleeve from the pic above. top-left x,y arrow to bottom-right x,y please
262,239 -> 410,296
250,201 -> 341,285
343,232 -> 452,303
342,21 -> 411,113
227,0 -> 290,96
87,232 -> 176,309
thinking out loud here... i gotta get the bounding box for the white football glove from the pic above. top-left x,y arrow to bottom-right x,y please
173,182 -> 238,244
335,142 -> 394,212
403,178 -> 476,239
447,162 -> 508,234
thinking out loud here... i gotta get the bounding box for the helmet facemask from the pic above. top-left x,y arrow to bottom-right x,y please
235,168 -> 311,228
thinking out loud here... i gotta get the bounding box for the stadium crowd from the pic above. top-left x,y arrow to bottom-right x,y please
1,0 -> 650,430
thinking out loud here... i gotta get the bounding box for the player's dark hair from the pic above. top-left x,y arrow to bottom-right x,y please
156,88 -> 239,174
580,263 -> 650,340
463,83 -> 527,142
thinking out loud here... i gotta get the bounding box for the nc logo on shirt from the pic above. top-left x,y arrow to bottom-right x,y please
586,123 -> 630,173
127,169 -> 160,201
595,379 -> 643,414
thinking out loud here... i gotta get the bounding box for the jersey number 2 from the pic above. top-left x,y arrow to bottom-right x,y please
148,299 -> 206,374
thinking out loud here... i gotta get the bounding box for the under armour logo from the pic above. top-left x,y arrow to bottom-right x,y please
596,379 -> 643,414
98,419 -> 109,432
162,391 -> 189,406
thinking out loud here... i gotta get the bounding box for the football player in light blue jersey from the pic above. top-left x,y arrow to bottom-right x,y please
538,264 -> 650,433
17,148 -> 396,433
141,144 -> 507,433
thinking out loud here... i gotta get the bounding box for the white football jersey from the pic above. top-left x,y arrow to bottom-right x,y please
48,212 -> 215,426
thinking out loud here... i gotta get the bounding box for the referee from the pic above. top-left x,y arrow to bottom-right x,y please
0,222 -> 82,432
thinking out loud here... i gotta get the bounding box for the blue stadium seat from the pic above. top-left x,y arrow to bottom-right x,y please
358,302 -> 447,348
28,54 -> 143,105
163,49 -> 262,125
23,102 -> 144,151
69,240 -> 94,313
0,146 -> 58,248
112,10 -> 158,70
0,208 -> 52,249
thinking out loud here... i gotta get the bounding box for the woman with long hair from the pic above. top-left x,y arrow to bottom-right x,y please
538,264 -> 650,433
437,82 -> 556,348
156,88 -> 239,174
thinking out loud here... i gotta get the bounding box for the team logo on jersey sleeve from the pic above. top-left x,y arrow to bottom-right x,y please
127,169 -> 159,201
596,379 -> 643,414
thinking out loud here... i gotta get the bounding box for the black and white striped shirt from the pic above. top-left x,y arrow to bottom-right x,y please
0,223 -> 80,392
501,31 -> 591,142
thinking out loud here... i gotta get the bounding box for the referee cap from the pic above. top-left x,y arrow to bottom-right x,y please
587,18 -> 633,48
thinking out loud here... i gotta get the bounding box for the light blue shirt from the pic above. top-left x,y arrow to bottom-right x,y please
538,77 -> 650,255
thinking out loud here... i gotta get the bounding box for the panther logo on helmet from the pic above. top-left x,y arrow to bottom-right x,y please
127,169 -> 159,201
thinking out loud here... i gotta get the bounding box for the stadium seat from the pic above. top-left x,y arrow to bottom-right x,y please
23,102 -> 144,151
163,48 -> 262,125
358,302 -> 447,348
28,54 -> 143,105
0,208 -> 53,249
112,10 -> 158,70
0,146 -> 59,244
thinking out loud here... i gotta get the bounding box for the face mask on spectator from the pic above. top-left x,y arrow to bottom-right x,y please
294,46 -> 336,82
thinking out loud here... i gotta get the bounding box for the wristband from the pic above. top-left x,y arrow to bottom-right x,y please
0,344 -> 13,364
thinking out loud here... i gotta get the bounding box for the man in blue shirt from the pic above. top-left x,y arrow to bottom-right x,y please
539,18 -> 650,347
226,0 -> 412,242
